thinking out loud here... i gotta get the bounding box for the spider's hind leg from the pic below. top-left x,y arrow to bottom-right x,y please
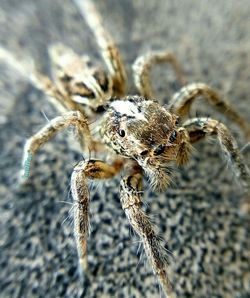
183,117 -> 250,190
74,0 -> 127,96
71,159 -> 123,271
133,50 -> 186,99
0,45 -> 85,114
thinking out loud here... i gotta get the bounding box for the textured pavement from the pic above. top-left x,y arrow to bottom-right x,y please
0,0 -> 250,297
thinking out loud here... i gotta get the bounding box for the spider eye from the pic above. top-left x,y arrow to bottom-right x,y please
140,150 -> 149,156
154,144 -> 165,155
118,129 -> 125,137
169,130 -> 177,143
175,116 -> 180,125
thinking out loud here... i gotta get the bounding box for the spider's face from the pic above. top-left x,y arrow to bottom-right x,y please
102,96 -> 184,190
49,43 -> 113,110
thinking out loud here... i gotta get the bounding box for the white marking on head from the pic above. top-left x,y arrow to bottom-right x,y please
110,100 -> 147,121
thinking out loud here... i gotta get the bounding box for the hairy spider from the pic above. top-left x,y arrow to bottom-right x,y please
1,0 -> 249,297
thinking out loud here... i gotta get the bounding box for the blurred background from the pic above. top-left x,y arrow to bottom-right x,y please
0,0 -> 249,297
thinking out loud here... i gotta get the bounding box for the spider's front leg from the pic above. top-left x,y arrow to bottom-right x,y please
133,50 -> 186,99
183,117 -> 250,190
120,165 -> 175,298
169,83 -> 250,139
21,111 -> 92,183
71,159 -> 123,271
74,0 -> 127,96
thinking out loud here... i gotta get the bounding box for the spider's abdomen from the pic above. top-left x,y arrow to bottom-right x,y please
49,43 -> 113,110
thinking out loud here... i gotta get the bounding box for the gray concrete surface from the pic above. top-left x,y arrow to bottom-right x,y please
0,0 -> 250,297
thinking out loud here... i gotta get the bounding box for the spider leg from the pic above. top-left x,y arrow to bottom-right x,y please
169,83 -> 250,139
21,111 -> 93,183
0,45 -> 86,115
120,164 -> 175,298
33,71 -> 86,115
183,117 -> 250,190
73,0 -> 127,96
133,50 -> 186,98
71,159 -> 123,271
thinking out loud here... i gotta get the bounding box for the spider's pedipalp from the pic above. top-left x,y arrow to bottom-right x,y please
183,117 -> 250,190
120,164 -> 175,298
133,50 -> 186,99
169,83 -> 250,139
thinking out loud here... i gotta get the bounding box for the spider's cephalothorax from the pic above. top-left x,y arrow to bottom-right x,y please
100,96 -> 191,190
1,0 -> 249,297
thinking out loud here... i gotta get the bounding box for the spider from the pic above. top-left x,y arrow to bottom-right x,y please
1,0 -> 249,297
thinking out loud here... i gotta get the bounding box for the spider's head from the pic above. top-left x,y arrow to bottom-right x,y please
101,96 -> 192,190
49,43 -> 113,110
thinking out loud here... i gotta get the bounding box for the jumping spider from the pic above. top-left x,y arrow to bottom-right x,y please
1,0 -> 249,297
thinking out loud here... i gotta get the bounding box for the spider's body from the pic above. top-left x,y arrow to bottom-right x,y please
1,0 -> 249,297
100,97 -> 185,190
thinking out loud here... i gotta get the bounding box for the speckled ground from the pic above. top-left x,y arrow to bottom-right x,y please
0,0 -> 250,297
